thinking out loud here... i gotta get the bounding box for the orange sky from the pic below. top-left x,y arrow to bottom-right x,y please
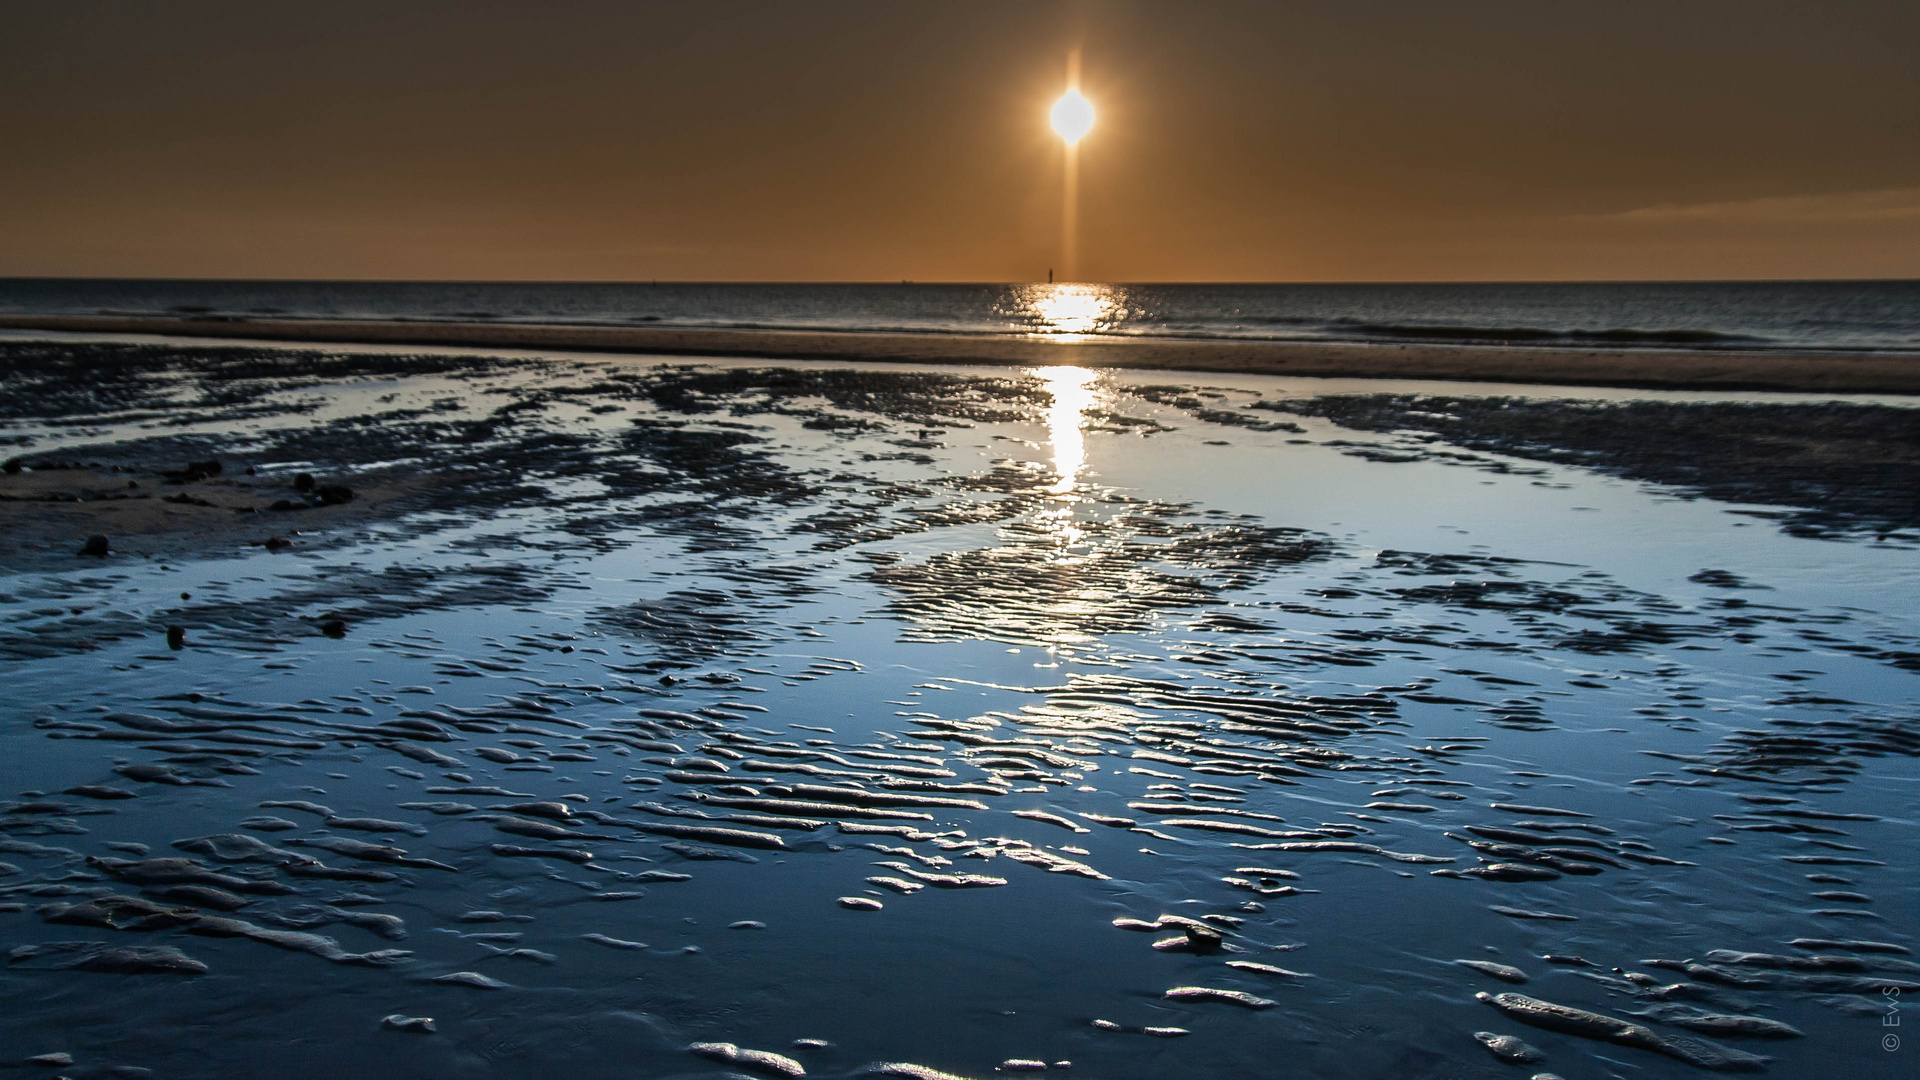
3,1 -> 1917,282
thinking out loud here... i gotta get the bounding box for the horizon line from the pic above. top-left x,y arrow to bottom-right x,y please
3,275 -> 1917,288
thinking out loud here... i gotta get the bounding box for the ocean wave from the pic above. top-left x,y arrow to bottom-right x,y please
1337,322 -> 1768,346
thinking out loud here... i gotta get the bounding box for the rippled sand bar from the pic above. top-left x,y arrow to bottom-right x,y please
1,336 -> 1915,1078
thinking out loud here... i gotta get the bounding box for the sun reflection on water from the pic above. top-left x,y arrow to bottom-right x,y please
1038,366 -> 1097,496
1005,283 -> 1128,341
1035,365 -> 1098,569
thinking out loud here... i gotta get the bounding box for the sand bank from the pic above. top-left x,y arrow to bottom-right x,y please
3,313 -> 1918,394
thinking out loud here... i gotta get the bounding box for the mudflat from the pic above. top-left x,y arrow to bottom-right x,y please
2,336 -> 1917,1078
4,313 -> 1919,394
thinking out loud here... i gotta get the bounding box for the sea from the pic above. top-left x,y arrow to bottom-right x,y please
3,278 -> 1919,351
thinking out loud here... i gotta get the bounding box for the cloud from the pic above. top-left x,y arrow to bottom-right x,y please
1612,188 -> 1920,226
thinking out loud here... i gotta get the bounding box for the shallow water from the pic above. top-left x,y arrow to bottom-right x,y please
5,278 -> 1920,351
2,341 -> 1916,1079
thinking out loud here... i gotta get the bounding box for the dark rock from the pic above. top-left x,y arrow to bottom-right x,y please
79,534 -> 110,557
163,460 -> 221,483
294,473 -> 315,492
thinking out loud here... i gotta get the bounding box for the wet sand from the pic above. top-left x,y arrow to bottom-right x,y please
3,337 -> 1917,1079
0,463 -> 436,571
5,313 -> 1920,394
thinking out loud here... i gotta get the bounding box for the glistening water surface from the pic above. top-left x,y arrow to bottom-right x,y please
1,338 -> 1915,1079
6,278 -> 1920,350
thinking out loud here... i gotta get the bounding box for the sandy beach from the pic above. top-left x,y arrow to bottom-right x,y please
5,313 -> 1919,394
3,333 -> 1917,1079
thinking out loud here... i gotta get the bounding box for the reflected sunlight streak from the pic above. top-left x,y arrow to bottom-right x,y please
1014,283 -> 1124,341
1038,366 -> 1097,497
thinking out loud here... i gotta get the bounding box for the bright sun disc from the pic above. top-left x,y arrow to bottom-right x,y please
1051,89 -> 1094,145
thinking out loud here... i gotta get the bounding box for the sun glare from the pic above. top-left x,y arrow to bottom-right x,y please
1030,284 -> 1115,338
1050,89 -> 1095,145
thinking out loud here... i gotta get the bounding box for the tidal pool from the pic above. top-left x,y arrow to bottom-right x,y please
1,337 -> 1915,1078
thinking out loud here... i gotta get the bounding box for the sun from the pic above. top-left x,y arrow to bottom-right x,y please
1050,88 -> 1095,145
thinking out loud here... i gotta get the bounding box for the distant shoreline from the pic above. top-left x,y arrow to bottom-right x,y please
4,313 -> 1919,394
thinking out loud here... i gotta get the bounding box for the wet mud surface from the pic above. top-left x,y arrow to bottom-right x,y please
1,338 -> 1916,1078
1251,394 -> 1920,540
